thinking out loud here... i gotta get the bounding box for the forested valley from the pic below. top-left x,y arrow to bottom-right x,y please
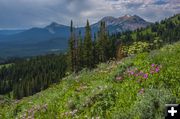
0,14 -> 179,99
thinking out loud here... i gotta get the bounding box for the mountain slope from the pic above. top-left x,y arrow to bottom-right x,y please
0,30 -> 25,35
0,15 -> 151,57
1,42 -> 180,118
0,24 -> 70,57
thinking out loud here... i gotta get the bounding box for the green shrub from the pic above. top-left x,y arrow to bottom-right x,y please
131,88 -> 176,119
123,41 -> 149,55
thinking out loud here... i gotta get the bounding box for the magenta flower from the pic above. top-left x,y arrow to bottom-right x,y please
151,64 -> 155,67
155,67 -> 160,72
138,71 -> 144,76
130,71 -> 134,75
143,73 -> 148,79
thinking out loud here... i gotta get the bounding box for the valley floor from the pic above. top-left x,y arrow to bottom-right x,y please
0,42 -> 180,119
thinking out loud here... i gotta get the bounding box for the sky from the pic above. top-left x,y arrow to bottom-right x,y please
0,0 -> 179,29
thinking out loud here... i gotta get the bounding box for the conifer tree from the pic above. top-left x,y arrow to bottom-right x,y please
83,20 -> 93,68
92,33 -> 99,65
68,20 -> 75,72
77,31 -> 84,71
97,21 -> 109,62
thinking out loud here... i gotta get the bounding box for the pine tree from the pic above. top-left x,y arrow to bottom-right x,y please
97,21 -> 109,62
77,31 -> 84,71
68,20 -> 75,72
92,33 -> 99,65
108,37 -> 116,59
83,20 -> 93,68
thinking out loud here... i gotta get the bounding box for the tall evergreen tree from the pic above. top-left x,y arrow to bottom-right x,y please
68,20 -> 76,72
83,20 -> 93,68
76,31 -> 84,71
92,33 -> 99,65
97,21 -> 109,62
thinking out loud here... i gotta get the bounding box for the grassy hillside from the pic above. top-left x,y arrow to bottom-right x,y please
0,42 -> 180,118
0,63 -> 12,69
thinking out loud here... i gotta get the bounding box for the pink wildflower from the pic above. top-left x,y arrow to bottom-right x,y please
143,73 -> 148,79
139,71 -> 144,76
151,64 -> 155,67
130,71 -> 134,75
155,67 -> 160,72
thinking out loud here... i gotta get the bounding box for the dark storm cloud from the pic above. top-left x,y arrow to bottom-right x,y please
0,0 -> 179,29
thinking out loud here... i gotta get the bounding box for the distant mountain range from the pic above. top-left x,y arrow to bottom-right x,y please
0,15 -> 151,57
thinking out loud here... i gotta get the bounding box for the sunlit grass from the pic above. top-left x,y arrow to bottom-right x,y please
0,42 -> 180,119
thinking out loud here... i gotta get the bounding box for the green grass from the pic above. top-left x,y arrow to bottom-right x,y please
0,63 -> 13,69
0,42 -> 180,119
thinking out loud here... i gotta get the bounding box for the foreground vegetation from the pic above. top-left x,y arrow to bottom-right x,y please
0,42 -> 179,119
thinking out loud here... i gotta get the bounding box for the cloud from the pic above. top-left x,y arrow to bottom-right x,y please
0,0 -> 179,29
125,2 -> 144,9
153,0 -> 169,5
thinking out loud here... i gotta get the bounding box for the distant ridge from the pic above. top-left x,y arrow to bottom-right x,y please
0,14 -> 151,57
92,14 -> 151,33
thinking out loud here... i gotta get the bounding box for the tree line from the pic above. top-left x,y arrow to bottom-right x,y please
67,14 -> 180,72
67,20 -> 116,72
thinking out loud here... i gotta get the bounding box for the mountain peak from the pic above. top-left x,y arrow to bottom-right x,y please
117,14 -> 147,22
46,22 -> 61,28
92,14 -> 151,32
45,22 -> 62,34
45,22 -> 70,34
119,14 -> 133,20
123,14 -> 132,18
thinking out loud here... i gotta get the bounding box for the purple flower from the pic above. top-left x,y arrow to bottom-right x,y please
155,67 -> 160,72
151,64 -> 155,67
143,73 -> 148,79
138,71 -> 144,76
130,71 -> 134,75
